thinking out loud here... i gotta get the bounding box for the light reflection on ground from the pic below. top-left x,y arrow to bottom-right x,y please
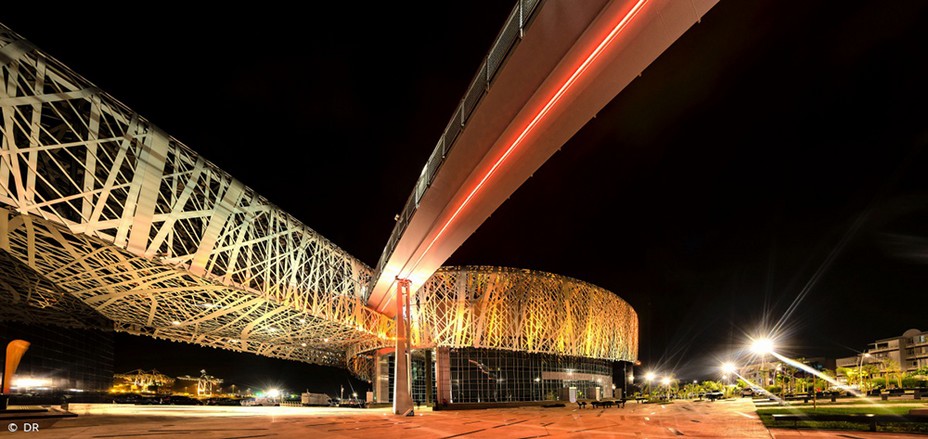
66,403 -> 397,417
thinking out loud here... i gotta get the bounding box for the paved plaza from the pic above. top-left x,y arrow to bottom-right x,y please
4,399 -> 925,438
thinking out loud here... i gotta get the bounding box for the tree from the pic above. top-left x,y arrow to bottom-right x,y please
682,382 -> 701,399
794,377 -> 809,394
701,380 -> 722,392
860,364 -> 879,392
879,358 -> 904,389
910,366 -> 928,388
736,378 -> 749,389
837,367 -> 859,388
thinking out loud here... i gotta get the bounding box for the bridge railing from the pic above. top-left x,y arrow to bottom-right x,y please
371,0 -> 541,290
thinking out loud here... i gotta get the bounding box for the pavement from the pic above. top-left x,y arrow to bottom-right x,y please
2,398 -> 926,438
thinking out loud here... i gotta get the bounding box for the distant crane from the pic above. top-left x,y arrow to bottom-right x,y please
176,369 -> 223,396
113,369 -> 175,394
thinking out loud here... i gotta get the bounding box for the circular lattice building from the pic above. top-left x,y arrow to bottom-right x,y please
356,266 -> 638,404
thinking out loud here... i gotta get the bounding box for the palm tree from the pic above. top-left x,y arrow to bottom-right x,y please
879,358 -> 903,389
861,364 -> 879,392
837,367 -> 859,388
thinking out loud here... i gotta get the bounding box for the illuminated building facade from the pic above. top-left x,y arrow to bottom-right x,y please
0,22 -> 638,404
836,329 -> 928,375
365,267 -> 638,403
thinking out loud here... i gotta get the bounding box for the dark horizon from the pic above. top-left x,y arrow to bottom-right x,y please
2,0 -> 927,384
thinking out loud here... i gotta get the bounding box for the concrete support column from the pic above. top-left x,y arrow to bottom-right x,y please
374,352 -> 391,403
435,347 -> 451,405
424,349 -> 433,405
392,279 -> 414,415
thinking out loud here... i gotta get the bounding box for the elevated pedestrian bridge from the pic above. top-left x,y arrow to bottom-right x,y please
367,0 -> 717,315
0,0 -> 717,374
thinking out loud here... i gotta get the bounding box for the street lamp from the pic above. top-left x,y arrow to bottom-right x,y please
661,377 -> 673,400
751,338 -> 775,388
721,362 -> 736,385
751,338 -> 774,355
775,364 -> 785,398
857,353 -> 872,392
645,372 -> 656,396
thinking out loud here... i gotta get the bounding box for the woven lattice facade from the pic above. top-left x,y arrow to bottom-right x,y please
1,23 -> 637,380
0,24 -> 392,367
412,266 -> 637,361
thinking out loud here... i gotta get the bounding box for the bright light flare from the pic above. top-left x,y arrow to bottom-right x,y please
12,377 -> 50,388
721,362 -> 737,374
266,388 -> 280,398
751,338 -> 774,355
661,377 -> 671,386
771,352 -> 862,397
645,372 -> 656,381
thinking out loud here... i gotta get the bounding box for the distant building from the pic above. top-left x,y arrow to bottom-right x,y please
836,328 -> 928,375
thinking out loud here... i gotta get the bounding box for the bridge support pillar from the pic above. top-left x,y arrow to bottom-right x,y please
392,278 -> 414,415
374,352 -> 391,403
435,347 -> 451,406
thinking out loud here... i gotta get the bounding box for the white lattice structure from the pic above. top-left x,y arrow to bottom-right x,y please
0,24 -> 393,367
349,266 -> 638,381
0,22 -> 639,382
413,266 -> 638,361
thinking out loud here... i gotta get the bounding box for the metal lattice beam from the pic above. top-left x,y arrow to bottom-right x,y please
347,266 -> 638,380
0,25 -> 393,368
413,266 -> 638,361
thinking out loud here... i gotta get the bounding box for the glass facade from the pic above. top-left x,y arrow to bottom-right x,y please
381,352 -> 437,404
0,250 -> 115,394
448,348 -> 613,403
0,321 -> 114,392
380,347 -> 617,404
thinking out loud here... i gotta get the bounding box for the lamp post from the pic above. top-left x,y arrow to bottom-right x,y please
661,377 -> 672,400
645,372 -> 655,397
857,353 -> 871,393
751,338 -> 775,392
776,364 -> 785,399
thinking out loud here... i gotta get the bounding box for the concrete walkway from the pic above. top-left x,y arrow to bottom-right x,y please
11,399 -> 926,438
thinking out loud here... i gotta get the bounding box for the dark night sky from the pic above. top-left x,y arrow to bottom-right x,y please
3,1 -> 928,386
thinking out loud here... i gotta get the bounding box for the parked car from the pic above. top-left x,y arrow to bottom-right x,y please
705,391 -> 724,401
206,397 -> 243,406
240,397 -> 278,407
138,396 -> 163,405
160,395 -> 203,405
112,393 -> 144,404
336,397 -> 367,408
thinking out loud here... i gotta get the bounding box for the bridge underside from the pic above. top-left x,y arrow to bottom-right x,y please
0,208 -> 389,368
0,24 -> 394,372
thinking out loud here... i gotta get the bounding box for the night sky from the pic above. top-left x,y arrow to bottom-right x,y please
3,0 -> 928,387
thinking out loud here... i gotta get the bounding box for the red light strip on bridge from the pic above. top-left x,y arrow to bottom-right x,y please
386,0 -> 649,310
